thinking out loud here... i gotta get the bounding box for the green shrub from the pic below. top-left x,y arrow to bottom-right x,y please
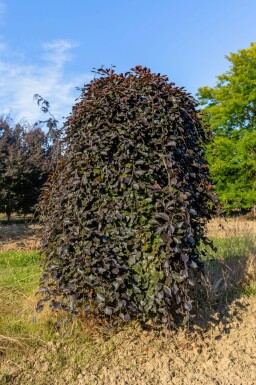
37,66 -> 217,326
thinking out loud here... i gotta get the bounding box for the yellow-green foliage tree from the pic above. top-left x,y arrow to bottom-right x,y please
197,43 -> 256,212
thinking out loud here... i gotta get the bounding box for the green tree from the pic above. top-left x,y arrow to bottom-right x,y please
197,43 -> 256,212
206,132 -> 256,211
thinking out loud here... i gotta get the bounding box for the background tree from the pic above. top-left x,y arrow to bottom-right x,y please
0,116 -> 53,220
33,94 -> 63,165
0,96 -> 62,220
197,43 -> 256,212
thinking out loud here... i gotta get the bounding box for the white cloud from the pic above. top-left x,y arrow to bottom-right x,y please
0,39 -> 91,124
42,39 -> 78,67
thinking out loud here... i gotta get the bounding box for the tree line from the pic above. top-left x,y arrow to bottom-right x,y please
0,43 -> 255,219
0,96 -> 61,220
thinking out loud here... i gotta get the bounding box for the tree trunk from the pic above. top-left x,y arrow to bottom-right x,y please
6,208 -> 11,222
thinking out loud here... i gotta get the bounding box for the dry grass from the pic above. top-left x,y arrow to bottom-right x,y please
0,251 -> 55,357
206,216 -> 256,238
203,217 -> 256,299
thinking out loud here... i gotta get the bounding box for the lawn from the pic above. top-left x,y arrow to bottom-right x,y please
0,250 -> 57,355
0,252 -> 119,384
0,250 -> 40,292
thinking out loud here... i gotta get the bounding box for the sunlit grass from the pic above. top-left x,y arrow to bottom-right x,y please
0,250 -> 112,372
200,236 -> 255,260
199,235 -> 256,299
0,250 -> 40,292
0,250 -> 57,355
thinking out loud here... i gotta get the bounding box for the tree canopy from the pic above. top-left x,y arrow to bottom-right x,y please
197,43 -> 256,212
37,66 -> 217,326
198,42 -> 256,135
0,116 -> 56,220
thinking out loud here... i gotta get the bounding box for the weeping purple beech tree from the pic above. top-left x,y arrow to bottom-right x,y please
37,66 -> 217,327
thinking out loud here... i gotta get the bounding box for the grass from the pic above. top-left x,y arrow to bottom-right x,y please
242,283 -> 256,296
0,215 -> 35,224
0,250 -> 40,291
199,236 -> 256,298
0,251 -> 57,355
201,236 -> 255,260
0,250 -> 118,382
0,218 -> 29,224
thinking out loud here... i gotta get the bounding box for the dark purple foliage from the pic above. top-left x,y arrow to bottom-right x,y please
0,116 -> 57,220
37,66 -> 217,326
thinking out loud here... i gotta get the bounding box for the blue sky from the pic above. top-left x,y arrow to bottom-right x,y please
0,0 -> 255,123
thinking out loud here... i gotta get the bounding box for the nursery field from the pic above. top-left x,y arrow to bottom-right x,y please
0,218 -> 255,385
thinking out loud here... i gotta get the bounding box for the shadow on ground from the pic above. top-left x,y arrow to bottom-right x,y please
0,222 -> 41,250
187,251 -> 255,334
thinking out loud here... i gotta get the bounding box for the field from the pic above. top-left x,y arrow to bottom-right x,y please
0,218 -> 255,385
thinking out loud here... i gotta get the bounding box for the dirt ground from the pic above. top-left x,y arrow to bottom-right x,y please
1,296 -> 255,385
0,223 -> 41,251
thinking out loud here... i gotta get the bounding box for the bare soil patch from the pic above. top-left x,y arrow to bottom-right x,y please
0,223 -> 41,251
207,217 -> 256,238
1,297 -> 255,385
